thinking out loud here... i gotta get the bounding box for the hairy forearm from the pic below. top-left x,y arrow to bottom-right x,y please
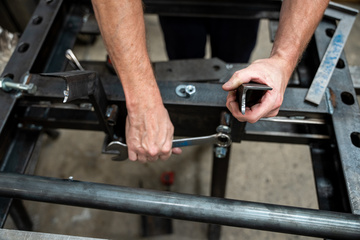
92,0 -> 162,112
271,0 -> 329,78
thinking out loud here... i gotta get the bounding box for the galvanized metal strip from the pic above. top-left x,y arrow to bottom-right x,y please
305,15 -> 356,105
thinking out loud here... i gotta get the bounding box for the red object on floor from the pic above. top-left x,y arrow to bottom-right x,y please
161,171 -> 175,186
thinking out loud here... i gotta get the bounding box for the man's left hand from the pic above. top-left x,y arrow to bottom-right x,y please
222,56 -> 291,123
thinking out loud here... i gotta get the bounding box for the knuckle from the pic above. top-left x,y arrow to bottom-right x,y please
148,146 -> 160,157
275,95 -> 284,108
274,100 -> 282,109
234,115 -> 246,122
161,145 -> 172,155
234,71 -> 242,79
137,148 -> 146,156
269,109 -> 280,118
226,102 -> 232,112
274,103 -> 281,110
247,116 -> 259,124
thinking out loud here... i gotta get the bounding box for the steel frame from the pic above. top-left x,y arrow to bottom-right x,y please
0,0 -> 360,239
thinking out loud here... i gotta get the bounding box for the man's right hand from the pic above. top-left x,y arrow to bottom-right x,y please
125,99 -> 182,163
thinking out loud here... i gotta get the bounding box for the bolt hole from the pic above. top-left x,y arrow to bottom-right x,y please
46,0 -> 53,4
17,43 -> 29,53
32,16 -> 43,25
341,92 -> 355,105
351,132 -> 360,148
180,88 -> 185,93
167,68 -> 172,73
213,65 -> 220,71
336,58 -> 345,69
326,28 -> 335,38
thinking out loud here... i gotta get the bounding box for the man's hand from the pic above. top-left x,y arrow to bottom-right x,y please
92,0 -> 182,162
222,0 -> 329,123
126,100 -> 182,162
222,56 -> 290,123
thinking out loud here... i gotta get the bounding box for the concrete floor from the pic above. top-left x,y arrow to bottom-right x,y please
4,3 -> 360,240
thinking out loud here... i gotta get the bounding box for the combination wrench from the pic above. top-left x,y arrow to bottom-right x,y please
106,132 -> 231,161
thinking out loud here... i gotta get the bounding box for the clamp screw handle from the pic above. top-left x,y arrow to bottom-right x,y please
0,77 -> 37,94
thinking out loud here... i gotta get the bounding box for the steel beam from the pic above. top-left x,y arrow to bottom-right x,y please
314,17 -> 360,215
143,0 -> 281,19
0,173 -> 360,240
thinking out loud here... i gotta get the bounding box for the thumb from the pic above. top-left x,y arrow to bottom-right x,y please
222,69 -> 253,91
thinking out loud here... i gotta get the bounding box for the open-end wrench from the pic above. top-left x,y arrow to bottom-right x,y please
65,49 -> 85,71
106,133 -> 231,161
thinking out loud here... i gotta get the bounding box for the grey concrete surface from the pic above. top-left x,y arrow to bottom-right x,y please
3,3 -> 360,240
0,229 -> 105,240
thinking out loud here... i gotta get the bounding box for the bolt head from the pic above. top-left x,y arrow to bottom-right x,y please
214,147 -> 227,158
216,125 -> 231,134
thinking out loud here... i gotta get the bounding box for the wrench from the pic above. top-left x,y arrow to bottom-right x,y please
65,49 -> 85,71
106,132 -> 231,161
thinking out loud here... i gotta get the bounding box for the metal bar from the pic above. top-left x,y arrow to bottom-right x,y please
208,112 -> 233,240
310,143 -> 351,212
305,3 -> 358,105
27,72 -> 330,115
9,199 -> 33,231
0,128 -> 41,227
350,66 -> 360,94
143,0 -> 281,19
208,145 -> 231,240
314,18 -> 360,215
0,0 -> 64,138
0,173 -> 360,239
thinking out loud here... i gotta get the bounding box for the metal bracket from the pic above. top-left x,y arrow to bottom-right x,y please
237,83 -> 272,115
41,71 -> 116,140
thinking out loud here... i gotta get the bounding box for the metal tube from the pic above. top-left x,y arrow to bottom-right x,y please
0,173 -> 360,239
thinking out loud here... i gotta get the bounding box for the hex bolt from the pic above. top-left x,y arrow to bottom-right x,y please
0,77 -> 37,94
